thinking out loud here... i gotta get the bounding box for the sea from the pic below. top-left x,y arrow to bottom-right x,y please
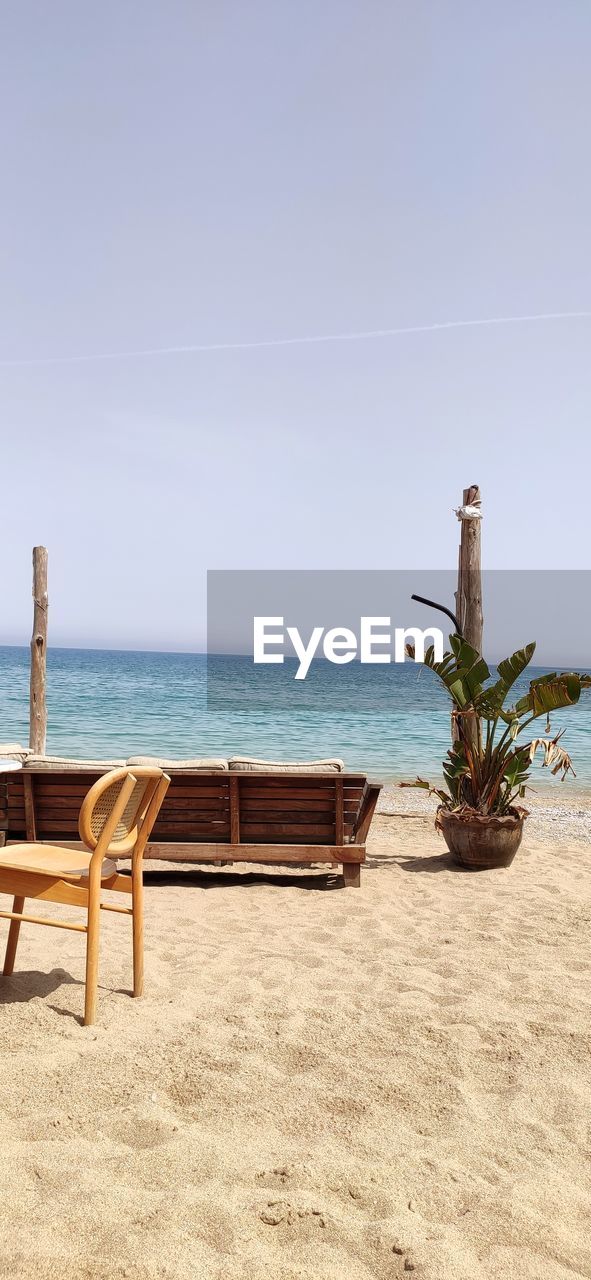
1,646 -> 591,787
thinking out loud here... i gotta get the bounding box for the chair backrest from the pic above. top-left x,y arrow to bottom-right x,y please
78,766 -> 170,858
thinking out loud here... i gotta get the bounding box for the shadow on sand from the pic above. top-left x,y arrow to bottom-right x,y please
0,967 -> 81,1004
0,967 -> 86,1023
367,850 -> 468,874
138,868 -> 344,892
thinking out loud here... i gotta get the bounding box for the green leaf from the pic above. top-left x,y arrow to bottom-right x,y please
440,742 -> 471,805
502,745 -> 531,788
475,642 -> 536,718
424,634 -> 490,708
443,743 -> 470,779
496,643 -> 537,686
514,673 -> 587,719
399,778 -> 454,807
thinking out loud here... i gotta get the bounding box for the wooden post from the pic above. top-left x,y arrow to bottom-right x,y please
29,546 -> 48,755
455,485 -> 483,653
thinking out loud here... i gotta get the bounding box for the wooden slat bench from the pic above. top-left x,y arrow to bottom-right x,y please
0,765 -> 382,888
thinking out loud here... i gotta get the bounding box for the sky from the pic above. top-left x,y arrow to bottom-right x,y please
1,1 -> 590,652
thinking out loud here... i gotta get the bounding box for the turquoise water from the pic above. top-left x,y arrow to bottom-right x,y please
1,645 -> 591,786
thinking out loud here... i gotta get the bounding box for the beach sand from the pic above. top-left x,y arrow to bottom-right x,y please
1,802 -> 590,1279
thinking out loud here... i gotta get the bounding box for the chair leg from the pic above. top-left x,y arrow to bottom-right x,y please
84,882 -> 101,1026
131,859 -> 144,998
3,897 -> 25,976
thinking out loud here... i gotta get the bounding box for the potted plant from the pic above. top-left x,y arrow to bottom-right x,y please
402,635 -> 591,869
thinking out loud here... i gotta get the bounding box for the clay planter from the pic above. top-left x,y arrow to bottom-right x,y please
437,807 -> 526,870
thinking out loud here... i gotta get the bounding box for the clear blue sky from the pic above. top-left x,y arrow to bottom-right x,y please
1,2 -> 590,650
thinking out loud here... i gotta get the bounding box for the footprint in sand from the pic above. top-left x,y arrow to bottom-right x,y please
258,1199 -> 326,1228
108,1110 -> 178,1150
256,1164 -> 297,1186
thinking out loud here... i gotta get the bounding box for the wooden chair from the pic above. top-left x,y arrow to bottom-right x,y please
0,766 -> 170,1025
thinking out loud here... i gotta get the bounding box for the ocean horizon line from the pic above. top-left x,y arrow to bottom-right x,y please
0,642 -> 588,670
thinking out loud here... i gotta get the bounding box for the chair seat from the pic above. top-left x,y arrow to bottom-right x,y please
0,844 -> 118,881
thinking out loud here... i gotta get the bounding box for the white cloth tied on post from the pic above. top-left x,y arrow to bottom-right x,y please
455,504 -> 483,521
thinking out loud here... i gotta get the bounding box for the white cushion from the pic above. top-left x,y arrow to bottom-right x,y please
228,757 -> 345,773
126,756 -> 229,772
24,755 -> 126,772
0,743 -> 29,762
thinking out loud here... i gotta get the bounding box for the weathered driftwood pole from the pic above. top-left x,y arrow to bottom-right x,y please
455,484 -> 483,653
29,546 -> 48,755
452,488 -> 482,753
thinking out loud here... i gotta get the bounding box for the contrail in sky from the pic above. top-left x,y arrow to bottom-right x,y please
0,310 -> 590,368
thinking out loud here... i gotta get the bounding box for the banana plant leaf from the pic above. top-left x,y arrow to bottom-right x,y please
475,642 -> 536,718
501,745 -> 531,788
424,636 -> 490,708
514,673 -> 589,719
399,777 -> 450,805
442,743 -> 471,803
442,743 -> 470,783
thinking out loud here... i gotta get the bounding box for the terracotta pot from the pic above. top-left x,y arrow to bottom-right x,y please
437,807 -> 526,870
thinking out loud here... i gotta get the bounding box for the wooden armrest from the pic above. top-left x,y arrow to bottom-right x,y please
351,783 -> 382,845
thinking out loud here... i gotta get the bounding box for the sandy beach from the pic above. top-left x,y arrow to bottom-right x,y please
1,800 -> 590,1280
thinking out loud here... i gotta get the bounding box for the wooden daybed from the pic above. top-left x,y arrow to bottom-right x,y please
0,755 -> 382,888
